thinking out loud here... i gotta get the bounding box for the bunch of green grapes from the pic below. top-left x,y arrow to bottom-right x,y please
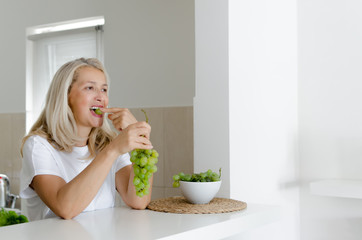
130,149 -> 158,197
130,109 -> 158,197
172,168 -> 221,188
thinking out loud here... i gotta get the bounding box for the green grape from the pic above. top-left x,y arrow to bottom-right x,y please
211,172 -> 219,179
135,158 -> 141,165
133,177 -> 141,186
143,188 -> 149,195
211,172 -> 220,181
130,155 -> 137,163
145,164 -> 152,171
137,182 -> 145,190
131,150 -> 138,157
133,165 -> 140,175
150,165 -> 158,173
145,149 -> 152,155
145,172 -> 152,180
191,174 -> 198,182
148,157 -> 157,166
136,191 -> 144,197
140,157 -> 147,167
151,150 -> 159,158
95,108 -> 103,115
183,174 -> 192,181
135,185 -> 142,192
173,174 -> 180,181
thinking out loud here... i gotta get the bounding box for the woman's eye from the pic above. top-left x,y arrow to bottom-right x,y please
102,88 -> 108,93
86,86 -> 94,90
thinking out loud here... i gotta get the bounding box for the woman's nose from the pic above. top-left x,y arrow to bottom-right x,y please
95,90 -> 105,102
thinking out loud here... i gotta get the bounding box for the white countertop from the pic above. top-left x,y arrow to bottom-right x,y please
0,203 -> 280,239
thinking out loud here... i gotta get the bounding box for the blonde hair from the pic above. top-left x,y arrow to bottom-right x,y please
21,58 -> 116,158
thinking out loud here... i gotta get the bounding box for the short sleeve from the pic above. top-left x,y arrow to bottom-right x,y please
20,136 -> 63,199
115,153 -> 132,172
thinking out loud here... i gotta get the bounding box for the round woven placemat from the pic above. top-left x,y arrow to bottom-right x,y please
147,196 -> 247,214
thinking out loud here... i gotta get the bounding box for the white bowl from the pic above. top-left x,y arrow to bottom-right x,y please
180,180 -> 222,204
3,208 -> 21,215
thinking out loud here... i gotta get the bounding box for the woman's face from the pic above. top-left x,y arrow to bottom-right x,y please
68,66 -> 109,137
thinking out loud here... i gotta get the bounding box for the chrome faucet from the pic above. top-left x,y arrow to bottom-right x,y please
0,174 -> 19,209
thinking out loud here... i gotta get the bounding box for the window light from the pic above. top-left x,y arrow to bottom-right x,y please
27,16 -> 105,36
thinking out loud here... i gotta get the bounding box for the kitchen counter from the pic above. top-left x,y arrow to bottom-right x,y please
0,203 -> 280,239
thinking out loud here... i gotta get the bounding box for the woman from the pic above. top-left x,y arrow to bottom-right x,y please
20,58 -> 153,221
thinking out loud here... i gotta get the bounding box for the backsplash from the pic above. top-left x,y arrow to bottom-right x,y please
0,106 -> 193,210
0,113 -> 25,209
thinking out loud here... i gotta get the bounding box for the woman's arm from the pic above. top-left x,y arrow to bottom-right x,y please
30,146 -> 118,219
115,164 -> 153,209
31,121 -> 152,219
102,107 -> 154,209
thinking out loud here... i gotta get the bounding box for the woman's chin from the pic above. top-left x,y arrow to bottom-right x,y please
92,120 -> 104,128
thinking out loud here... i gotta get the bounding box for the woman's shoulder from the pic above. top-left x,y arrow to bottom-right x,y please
23,135 -> 54,151
25,135 -> 49,144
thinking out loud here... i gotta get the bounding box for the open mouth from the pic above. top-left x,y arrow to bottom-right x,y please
90,107 -> 103,115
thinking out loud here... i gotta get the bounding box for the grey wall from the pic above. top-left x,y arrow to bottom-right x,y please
0,0 -> 195,113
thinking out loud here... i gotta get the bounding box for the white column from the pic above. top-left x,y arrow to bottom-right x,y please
195,0 -> 299,239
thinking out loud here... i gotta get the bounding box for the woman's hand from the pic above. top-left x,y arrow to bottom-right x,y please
100,107 -> 137,131
108,121 -> 153,155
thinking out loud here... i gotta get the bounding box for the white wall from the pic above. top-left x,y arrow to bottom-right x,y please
0,0 -> 194,113
229,0 -> 299,239
195,0 -> 299,239
299,0 -> 362,239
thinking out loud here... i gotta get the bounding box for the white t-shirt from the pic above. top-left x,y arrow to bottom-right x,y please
20,135 -> 131,221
